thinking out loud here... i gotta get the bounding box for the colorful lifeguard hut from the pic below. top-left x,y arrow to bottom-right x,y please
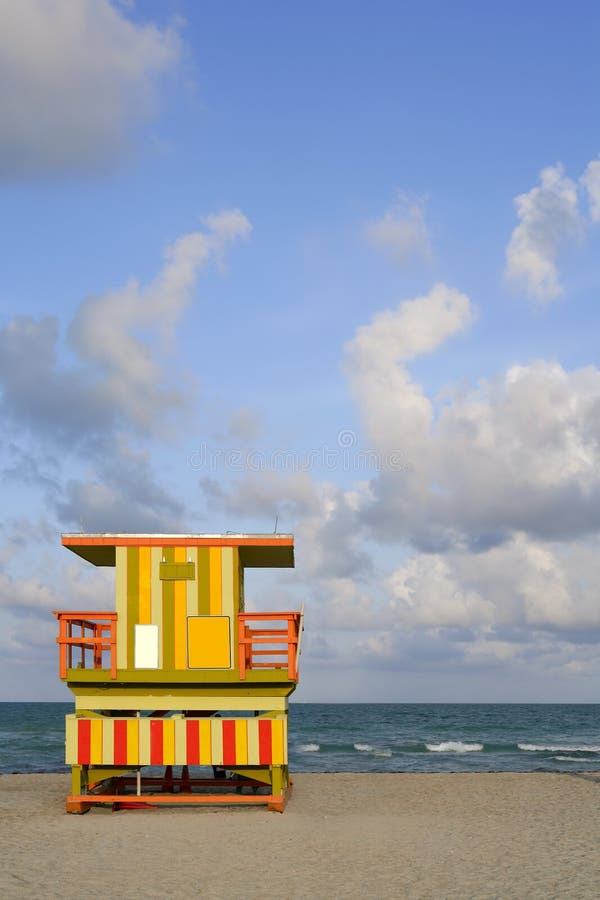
53,533 -> 302,813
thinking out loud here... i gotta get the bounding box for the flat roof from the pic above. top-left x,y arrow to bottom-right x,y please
61,533 -> 294,568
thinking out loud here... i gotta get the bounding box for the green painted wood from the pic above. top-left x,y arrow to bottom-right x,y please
161,548 -> 175,671
159,562 -> 195,580
197,547 -> 210,615
126,546 -> 139,670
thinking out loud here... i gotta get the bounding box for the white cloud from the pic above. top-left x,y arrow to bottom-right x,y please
581,157 -> 600,222
0,210 -> 251,442
344,283 -> 473,455
69,209 -> 251,432
0,0 -> 181,177
364,194 -> 431,265
505,163 -> 581,301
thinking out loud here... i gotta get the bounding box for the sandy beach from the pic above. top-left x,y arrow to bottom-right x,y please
1,772 -> 600,899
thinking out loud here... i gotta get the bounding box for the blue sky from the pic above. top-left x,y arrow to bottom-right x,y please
2,0 -> 600,701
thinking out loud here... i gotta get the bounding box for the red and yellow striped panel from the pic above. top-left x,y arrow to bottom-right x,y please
65,715 -> 286,766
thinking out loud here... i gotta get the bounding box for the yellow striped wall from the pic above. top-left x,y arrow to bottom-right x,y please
66,714 -> 287,767
115,545 -> 242,673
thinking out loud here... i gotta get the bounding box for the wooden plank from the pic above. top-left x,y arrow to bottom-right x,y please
65,715 -> 77,764
115,547 -> 128,670
210,718 -> 223,765
163,718 -> 176,765
222,719 -> 236,766
174,717 -> 186,765
78,719 -> 91,765
150,548 -> 163,668
102,717 -> 114,766
138,717 -> 151,766
114,720 -> 127,765
187,616 -> 231,668
75,694 -> 288,711
161,548 -> 174,671
258,719 -> 272,764
127,718 -> 139,765
235,719 -> 248,765
199,719 -> 211,765
247,718 -> 259,765
150,719 -> 163,765
138,546 -> 152,624
186,720 -> 200,765
197,547 -> 210,616
186,546 -> 198,618
126,547 -> 139,670
271,717 -> 285,765
90,718 -> 103,765
209,547 -> 222,615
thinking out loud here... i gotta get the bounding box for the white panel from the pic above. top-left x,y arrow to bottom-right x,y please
134,624 -> 159,669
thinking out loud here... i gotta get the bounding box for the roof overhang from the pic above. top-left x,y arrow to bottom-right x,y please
61,534 -> 295,568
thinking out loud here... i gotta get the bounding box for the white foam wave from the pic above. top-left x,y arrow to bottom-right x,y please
354,743 -> 373,752
426,741 -> 483,753
518,744 -> 600,753
373,748 -> 392,757
554,756 -> 583,762
298,743 -> 320,752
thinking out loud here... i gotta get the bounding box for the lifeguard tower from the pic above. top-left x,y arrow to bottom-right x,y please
53,533 -> 302,813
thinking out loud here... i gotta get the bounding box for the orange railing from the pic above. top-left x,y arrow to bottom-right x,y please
238,611 -> 303,681
53,611 -> 117,680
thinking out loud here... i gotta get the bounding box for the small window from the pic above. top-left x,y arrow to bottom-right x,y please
134,624 -> 159,669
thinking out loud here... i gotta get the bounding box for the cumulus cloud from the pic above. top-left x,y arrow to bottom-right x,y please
0,0 -> 181,177
364,194 -> 431,265
581,157 -> 600,222
0,211 -> 251,444
344,283 -> 473,455
505,164 -> 582,301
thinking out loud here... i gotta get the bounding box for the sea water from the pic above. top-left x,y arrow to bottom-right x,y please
1,702 -> 599,775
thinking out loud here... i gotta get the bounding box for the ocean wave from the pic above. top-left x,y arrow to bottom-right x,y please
426,741 -> 483,753
372,748 -> 392,757
298,743 -> 320,752
554,756 -> 584,762
518,744 -> 600,753
353,743 -> 373,752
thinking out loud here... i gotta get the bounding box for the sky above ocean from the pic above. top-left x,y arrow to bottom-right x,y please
2,1 -> 600,702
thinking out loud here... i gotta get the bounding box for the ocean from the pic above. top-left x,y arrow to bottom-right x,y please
1,702 -> 599,775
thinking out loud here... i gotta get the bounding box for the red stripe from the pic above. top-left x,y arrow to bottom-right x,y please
258,719 -> 272,764
150,719 -> 163,765
222,720 -> 236,766
78,719 -> 91,764
186,720 -> 199,765
114,720 -> 128,765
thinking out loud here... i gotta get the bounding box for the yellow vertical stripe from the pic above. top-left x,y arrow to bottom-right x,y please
65,715 -> 77,765
138,717 -> 151,766
115,547 -> 128,670
186,546 -> 198,618
199,720 -> 212,765
90,719 -> 103,765
209,547 -> 222,615
127,719 -> 139,765
174,547 -> 187,670
151,548 -> 163,668
221,547 -> 235,666
271,718 -> 285,765
174,717 -> 186,765
102,718 -> 114,765
247,719 -> 259,766
210,718 -> 223,765
235,719 -> 248,765
163,718 -> 175,765
232,548 -> 240,611
138,547 -> 152,624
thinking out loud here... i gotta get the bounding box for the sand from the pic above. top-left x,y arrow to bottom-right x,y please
1,772 -> 600,899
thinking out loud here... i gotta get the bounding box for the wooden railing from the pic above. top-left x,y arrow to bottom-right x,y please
237,611 -> 303,681
53,611 -> 117,680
